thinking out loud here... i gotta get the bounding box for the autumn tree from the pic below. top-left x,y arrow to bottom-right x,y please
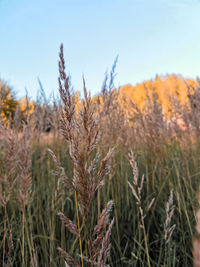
0,80 -> 18,123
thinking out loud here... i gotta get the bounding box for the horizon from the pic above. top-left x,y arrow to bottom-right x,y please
2,72 -> 199,101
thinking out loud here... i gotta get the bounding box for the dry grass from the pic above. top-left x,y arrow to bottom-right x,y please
193,193 -> 200,267
48,44 -> 114,266
0,44 -> 200,266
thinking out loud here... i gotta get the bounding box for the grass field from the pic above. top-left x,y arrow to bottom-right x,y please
1,45 -> 200,266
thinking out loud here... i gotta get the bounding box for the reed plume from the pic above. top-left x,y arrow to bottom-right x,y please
0,119 -> 18,267
49,44 -> 114,266
128,150 -> 155,267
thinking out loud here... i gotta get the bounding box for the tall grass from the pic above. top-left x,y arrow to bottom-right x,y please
0,45 -> 200,266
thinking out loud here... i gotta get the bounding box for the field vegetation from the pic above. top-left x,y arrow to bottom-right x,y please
1,45 -> 200,266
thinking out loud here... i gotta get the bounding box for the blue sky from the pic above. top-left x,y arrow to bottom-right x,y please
0,0 -> 200,99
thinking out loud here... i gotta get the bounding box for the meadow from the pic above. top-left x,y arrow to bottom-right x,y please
1,45 -> 200,266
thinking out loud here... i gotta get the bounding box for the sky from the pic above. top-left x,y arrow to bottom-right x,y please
0,0 -> 200,100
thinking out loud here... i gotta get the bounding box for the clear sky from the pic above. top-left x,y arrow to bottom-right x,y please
0,0 -> 200,100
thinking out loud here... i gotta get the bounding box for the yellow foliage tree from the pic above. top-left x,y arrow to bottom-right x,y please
0,80 -> 35,124
18,97 -> 35,117
0,80 -> 18,123
118,74 -> 197,117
